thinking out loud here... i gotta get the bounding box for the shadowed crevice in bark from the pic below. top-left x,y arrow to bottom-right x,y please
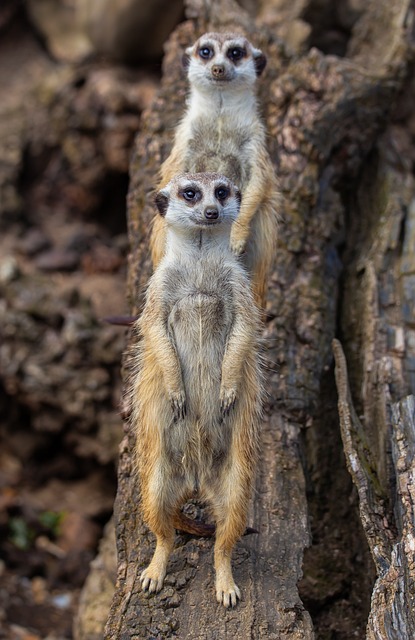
301,0 -> 364,57
299,365 -> 375,638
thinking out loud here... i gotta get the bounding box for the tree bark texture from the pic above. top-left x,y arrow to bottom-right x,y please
332,56 -> 415,637
105,0 -> 415,637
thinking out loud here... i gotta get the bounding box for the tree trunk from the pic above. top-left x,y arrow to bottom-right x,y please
105,0 -> 414,637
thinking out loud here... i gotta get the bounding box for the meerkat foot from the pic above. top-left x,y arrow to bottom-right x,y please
140,562 -> 167,594
140,537 -> 173,594
216,575 -> 241,608
215,547 -> 241,608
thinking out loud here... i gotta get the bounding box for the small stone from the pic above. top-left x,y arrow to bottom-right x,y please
51,592 -> 72,609
0,256 -> 19,283
167,592 -> 181,608
35,248 -> 80,271
18,229 -> 51,256
175,575 -> 187,589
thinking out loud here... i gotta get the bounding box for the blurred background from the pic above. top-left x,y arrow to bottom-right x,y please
0,1 -> 184,638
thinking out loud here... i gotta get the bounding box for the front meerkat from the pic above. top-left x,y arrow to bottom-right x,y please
151,32 -> 280,308
132,173 -> 262,607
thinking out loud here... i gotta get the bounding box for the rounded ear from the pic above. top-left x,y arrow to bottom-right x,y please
155,190 -> 169,216
253,50 -> 267,76
182,44 -> 193,70
182,52 -> 190,70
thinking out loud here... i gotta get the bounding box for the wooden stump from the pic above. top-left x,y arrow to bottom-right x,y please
104,0 -> 414,637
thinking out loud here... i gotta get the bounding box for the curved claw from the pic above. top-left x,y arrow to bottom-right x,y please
140,569 -> 164,594
220,388 -> 237,418
230,238 -> 247,256
230,225 -> 248,256
216,583 -> 241,608
170,391 -> 187,422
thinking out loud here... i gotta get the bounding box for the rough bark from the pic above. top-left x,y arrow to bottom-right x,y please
333,348 -> 415,638
332,57 -> 415,637
105,0 -> 414,637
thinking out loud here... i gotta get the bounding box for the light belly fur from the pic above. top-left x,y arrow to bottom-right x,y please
165,292 -> 231,475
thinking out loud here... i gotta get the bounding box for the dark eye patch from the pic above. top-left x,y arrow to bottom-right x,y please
215,186 -> 229,201
180,187 -> 201,203
198,45 -> 213,60
227,46 -> 246,62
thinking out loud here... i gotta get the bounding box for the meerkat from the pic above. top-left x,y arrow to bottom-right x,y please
150,32 -> 280,308
131,172 -> 262,607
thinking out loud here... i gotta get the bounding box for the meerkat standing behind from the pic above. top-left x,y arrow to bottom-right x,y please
150,32 -> 280,308
132,173 -> 262,607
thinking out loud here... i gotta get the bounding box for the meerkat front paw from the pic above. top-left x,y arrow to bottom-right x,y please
216,577 -> 241,608
220,387 -> 237,417
230,236 -> 247,256
169,390 -> 187,421
230,222 -> 249,256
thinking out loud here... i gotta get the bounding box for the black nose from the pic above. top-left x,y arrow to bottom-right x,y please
212,65 -> 225,77
204,207 -> 219,220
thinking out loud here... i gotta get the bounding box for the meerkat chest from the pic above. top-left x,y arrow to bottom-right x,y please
169,292 -> 227,347
165,260 -> 234,348
184,116 -> 252,187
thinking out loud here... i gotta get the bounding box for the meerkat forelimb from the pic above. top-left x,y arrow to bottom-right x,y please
133,172 -> 263,607
150,32 -> 281,308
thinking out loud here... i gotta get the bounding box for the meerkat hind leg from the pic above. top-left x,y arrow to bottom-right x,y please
214,542 -> 241,608
140,470 -> 177,593
140,528 -> 175,594
211,470 -> 249,607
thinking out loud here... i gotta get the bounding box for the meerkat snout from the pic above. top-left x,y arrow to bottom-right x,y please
212,64 -> 225,79
204,206 -> 219,220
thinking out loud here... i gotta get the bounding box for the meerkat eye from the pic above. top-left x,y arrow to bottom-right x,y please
227,47 -> 246,62
182,188 -> 197,201
215,186 -> 229,200
198,46 -> 213,59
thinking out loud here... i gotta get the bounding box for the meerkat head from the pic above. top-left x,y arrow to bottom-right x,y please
183,32 -> 266,92
155,173 -> 241,232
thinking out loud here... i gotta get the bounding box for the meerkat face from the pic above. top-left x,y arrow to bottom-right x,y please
183,32 -> 266,91
155,173 -> 241,230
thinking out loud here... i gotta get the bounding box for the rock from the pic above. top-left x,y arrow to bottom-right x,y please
17,229 -> 52,257
57,512 -> 101,554
79,0 -> 184,63
73,518 -> 116,640
35,249 -> 80,272
0,257 -> 20,283
27,0 -> 93,62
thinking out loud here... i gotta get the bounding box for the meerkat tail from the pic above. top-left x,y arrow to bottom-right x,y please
172,512 -> 216,537
173,512 -> 258,537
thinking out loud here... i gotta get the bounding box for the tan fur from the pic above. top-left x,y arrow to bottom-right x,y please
131,173 -> 263,607
150,32 -> 281,308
